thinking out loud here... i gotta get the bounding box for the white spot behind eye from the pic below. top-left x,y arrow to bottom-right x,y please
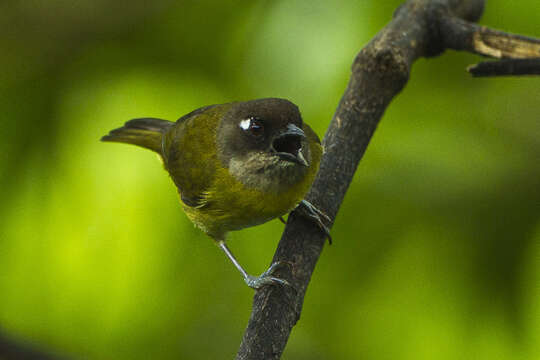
239,119 -> 251,130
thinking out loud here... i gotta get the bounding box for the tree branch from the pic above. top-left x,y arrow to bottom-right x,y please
468,59 -> 540,77
439,16 -> 540,59
237,0 -> 539,359
438,15 -> 540,76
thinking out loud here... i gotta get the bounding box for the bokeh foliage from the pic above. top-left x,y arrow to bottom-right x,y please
0,0 -> 539,359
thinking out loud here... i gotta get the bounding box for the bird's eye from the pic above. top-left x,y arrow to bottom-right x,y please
239,117 -> 264,137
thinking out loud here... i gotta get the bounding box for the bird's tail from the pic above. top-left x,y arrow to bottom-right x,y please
101,118 -> 174,154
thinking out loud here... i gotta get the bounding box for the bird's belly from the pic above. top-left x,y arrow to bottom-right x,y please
221,191 -> 296,229
181,164 -> 313,239
184,188 -> 300,239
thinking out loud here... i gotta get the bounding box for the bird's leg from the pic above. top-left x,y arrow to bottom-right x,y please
217,241 -> 291,290
278,216 -> 287,224
296,200 -> 333,244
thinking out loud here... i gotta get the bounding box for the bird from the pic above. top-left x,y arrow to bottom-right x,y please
101,98 -> 330,289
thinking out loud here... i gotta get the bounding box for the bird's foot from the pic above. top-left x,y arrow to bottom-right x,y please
244,261 -> 292,290
296,200 -> 333,244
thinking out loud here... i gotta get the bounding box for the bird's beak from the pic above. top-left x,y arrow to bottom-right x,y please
271,124 -> 308,167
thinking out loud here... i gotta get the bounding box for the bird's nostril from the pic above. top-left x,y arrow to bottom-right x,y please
273,135 -> 301,155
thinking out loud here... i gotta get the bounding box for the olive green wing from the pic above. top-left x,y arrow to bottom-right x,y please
161,105 -> 223,208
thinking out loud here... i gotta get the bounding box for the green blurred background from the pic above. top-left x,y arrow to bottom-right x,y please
1,0 -> 539,359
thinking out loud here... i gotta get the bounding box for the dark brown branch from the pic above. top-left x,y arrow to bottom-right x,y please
468,59 -> 540,77
438,15 -> 540,77
439,16 -> 540,59
236,0 -> 505,359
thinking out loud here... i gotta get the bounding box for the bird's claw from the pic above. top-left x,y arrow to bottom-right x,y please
244,261 -> 293,290
297,200 -> 333,244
